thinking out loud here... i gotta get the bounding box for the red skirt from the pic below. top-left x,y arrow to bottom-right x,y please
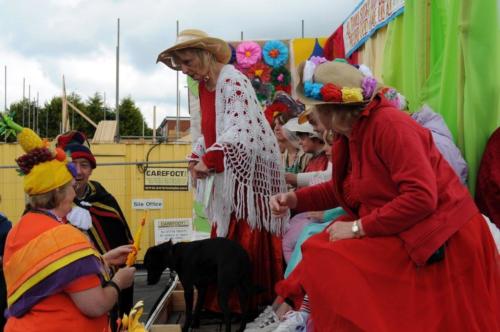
205,214 -> 283,312
276,214 -> 500,331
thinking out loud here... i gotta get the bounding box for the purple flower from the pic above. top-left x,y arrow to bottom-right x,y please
309,56 -> 327,66
361,76 -> 377,99
67,162 -> 77,178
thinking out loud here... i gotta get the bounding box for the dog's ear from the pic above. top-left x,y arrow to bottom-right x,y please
167,238 -> 173,245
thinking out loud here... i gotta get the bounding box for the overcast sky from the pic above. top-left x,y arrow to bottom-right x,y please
0,0 -> 358,127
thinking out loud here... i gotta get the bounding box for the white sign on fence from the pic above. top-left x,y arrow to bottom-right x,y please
132,199 -> 163,210
154,218 -> 192,244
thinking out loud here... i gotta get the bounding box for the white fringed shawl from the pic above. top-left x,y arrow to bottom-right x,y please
194,65 -> 288,237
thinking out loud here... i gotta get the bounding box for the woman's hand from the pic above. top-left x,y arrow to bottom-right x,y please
102,245 -> 134,266
193,160 -> 211,179
188,161 -> 198,188
270,192 -> 297,217
327,220 -> 364,242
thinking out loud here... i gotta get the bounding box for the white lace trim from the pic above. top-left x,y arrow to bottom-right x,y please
194,65 -> 288,236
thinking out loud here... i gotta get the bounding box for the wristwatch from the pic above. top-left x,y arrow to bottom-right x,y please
352,219 -> 361,238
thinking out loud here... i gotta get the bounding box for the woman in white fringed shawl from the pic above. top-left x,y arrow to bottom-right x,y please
157,29 -> 288,311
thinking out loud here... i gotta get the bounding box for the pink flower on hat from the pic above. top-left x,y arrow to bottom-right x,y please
236,41 -> 262,69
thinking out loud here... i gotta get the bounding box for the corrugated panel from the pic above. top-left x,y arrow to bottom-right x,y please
0,142 -> 193,261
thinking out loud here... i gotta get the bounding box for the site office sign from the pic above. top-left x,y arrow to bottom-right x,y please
144,167 -> 189,191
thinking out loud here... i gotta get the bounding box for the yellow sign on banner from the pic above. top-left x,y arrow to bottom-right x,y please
144,167 -> 189,191
343,0 -> 404,56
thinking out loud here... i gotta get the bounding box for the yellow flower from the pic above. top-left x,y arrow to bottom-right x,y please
341,88 -> 363,103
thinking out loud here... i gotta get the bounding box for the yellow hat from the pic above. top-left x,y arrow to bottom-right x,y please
24,159 -> 74,195
0,114 -> 74,195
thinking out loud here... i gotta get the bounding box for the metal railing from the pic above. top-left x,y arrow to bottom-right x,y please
0,159 -> 189,169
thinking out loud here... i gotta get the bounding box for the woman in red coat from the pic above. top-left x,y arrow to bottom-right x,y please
270,60 -> 500,331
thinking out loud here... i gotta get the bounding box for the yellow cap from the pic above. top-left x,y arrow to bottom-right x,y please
24,159 -> 73,195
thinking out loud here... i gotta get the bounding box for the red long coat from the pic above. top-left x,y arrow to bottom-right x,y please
277,94 -> 499,331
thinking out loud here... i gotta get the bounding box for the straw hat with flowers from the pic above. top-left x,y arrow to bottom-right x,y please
296,59 -> 383,123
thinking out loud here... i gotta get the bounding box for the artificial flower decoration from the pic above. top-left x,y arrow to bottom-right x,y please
320,83 -> 343,102
236,41 -> 262,69
341,87 -> 364,103
304,81 -> 324,100
247,62 -> 271,83
303,56 -> 328,84
275,85 -> 291,94
383,87 -> 398,102
262,40 -> 289,68
303,61 -> 316,82
301,61 -> 380,104
264,102 -> 289,126
361,76 -> 377,99
271,67 -> 291,87
358,64 -> 374,77
381,87 -> 406,109
250,78 -> 275,104
309,56 -> 327,66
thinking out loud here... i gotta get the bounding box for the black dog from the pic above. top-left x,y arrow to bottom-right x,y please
144,238 -> 252,332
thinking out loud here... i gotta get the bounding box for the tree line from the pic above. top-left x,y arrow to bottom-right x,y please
5,92 -> 153,140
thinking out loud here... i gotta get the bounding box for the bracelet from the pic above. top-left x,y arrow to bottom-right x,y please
106,280 -> 121,298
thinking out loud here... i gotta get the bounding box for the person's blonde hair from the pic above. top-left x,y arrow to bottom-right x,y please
27,181 -> 73,210
172,48 -> 218,75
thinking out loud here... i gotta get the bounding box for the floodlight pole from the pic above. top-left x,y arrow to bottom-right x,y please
22,78 -> 25,126
115,18 -> 120,142
176,20 -> 180,140
3,65 -> 6,111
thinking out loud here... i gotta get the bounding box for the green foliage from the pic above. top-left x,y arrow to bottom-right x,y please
6,92 -> 154,140
117,96 -> 147,137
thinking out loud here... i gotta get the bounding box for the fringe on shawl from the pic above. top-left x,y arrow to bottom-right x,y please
194,65 -> 289,237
